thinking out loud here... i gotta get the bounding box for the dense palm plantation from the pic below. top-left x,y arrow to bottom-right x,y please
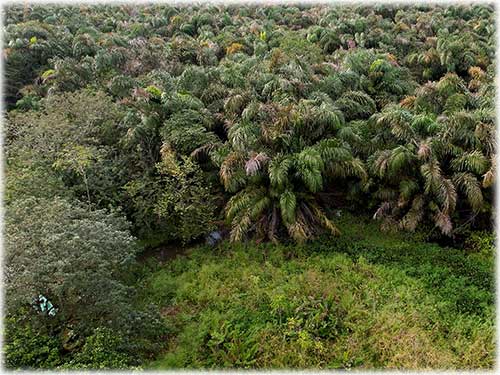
3,4 -> 495,370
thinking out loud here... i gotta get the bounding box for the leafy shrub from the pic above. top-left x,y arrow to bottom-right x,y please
125,151 -> 217,245
155,153 -> 217,244
4,315 -> 63,369
59,328 -> 133,369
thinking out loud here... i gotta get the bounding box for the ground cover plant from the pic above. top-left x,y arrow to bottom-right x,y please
142,214 -> 494,369
2,3 -> 495,370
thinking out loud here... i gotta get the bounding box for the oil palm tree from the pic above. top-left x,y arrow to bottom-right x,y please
218,93 -> 367,243
367,73 -> 494,235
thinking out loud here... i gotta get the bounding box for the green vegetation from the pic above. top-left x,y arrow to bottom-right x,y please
3,3 -> 495,370
143,215 -> 494,369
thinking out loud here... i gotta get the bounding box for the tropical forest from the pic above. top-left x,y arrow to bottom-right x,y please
2,2 -> 496,370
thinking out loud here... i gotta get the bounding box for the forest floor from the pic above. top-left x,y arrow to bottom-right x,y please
136,214 -> 494,369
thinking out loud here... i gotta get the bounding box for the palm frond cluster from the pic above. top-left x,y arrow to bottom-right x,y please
5,4 -> 495,243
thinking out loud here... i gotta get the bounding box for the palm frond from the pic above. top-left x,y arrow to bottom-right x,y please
370,150 -> 392,178
434,209 -> 453,236
373,201 -> 393,220
228,121 -> 260,151
220,151 -> 246,192
296,147 -> 324,193
190,142 -> 221,162
268,155 -> 293,189
249,195 -> 271,221
245,152 -> 269,176
451,150 -> 488,175
374,105 -> 415,141
400,195 -> 424,231
225,189 -> 253,222
482,156 -> 495,188
417,139 -> 432,160
335,90 -> 376,120
310,204 -> 340,236
453,172 -> 484,212
399,179 -> 419,200
279,190 -> 296,225
389,146 -> 415,177
444,93 -> 467,114
438,178 -> 457,214
230,214 -> 252,242
421,160 -> 442,195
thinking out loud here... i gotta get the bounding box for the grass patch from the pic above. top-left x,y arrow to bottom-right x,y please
138,214 -> 494,369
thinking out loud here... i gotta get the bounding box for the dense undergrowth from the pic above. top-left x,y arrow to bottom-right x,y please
140,214 -> 494,369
